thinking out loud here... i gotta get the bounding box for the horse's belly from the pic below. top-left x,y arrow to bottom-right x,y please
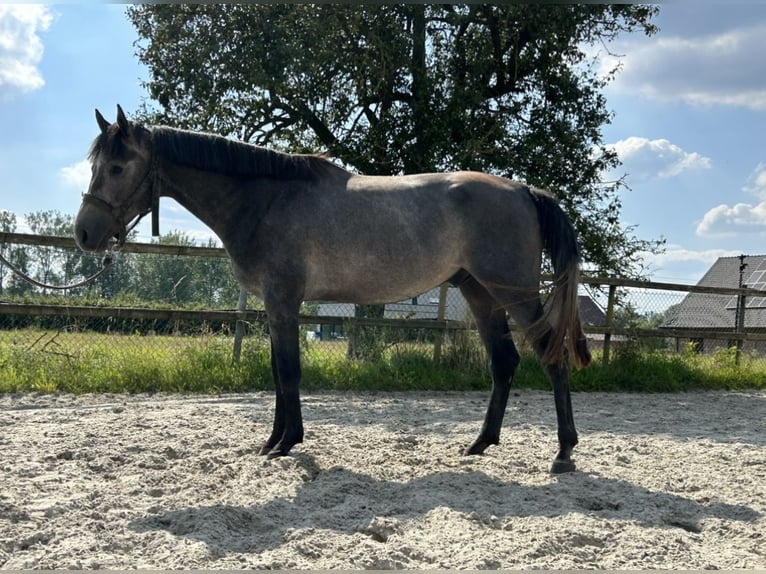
304,255 -> 458,304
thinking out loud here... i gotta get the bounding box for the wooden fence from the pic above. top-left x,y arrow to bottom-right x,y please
2,232 -> 766,364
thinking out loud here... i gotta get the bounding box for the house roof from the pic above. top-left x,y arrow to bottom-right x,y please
661,254 -> 766,330
578,295 -> 607,327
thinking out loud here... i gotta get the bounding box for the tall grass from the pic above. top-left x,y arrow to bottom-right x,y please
0,328 -> 763,394
571,344 -> 766,392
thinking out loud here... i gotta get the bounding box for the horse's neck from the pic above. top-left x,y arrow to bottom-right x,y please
156,160 -> 275,244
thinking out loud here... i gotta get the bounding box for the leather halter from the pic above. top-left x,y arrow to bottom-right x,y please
80,142 -> 160,244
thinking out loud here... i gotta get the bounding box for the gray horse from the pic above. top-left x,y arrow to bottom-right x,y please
74,106 -> 591,473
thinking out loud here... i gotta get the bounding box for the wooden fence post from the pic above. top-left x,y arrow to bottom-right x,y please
432,283 -> 449,363
602,284 -> 617,365
736,293 -> 746,365
233,288 -> 248,363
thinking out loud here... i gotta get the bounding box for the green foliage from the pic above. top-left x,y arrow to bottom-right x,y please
302,349 -> 488,392
568,345 -> 766,392
1,210 -> 82,296
0,330 -> 273,394
1,221 -> 242,308
0,210 -> 20,295
127,4 -> 664,278
130,232 -> 240,306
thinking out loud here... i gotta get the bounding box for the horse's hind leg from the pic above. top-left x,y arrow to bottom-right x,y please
543,357 -> 578,474
501,294 -> 578,474
460,277 -> 521,455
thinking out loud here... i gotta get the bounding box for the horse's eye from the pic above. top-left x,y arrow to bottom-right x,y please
110,165 -> 123,176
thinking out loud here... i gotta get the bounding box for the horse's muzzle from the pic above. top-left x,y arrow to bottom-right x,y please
74,208 -> 119,253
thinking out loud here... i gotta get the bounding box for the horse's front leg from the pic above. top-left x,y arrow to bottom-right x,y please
260,310 -> 303,459
258,338 -> 287,455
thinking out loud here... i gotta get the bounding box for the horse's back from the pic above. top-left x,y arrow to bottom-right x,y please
343,171 -> 543,261
283,171 -> 543,303
340,171 -> 537,227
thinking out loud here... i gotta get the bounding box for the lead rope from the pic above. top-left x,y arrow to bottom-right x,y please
0,245 -> 114,291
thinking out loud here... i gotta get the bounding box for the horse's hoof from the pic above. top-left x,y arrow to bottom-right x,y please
463,438 -> 492,455
550,458 -> 576,474
266,447 -> 290,460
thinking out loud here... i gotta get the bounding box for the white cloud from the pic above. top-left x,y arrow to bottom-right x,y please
0,5 -> 53,100
59,159 -> 91,190
742,162 -> 766,199
602,23 -> 766,110
634,245 -> 744,287
644,245 -> 742,267
696,163 -> 766,236
606,136 -> 711,181
696,201 -> 766,237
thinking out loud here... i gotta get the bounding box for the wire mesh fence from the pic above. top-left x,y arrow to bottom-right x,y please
2,232 -> 766,391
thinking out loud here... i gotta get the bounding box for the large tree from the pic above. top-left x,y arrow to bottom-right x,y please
128,4 -> 662,276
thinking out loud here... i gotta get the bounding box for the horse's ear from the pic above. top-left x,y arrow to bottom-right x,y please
95,109 -> 110,134
116,104 -> 130,134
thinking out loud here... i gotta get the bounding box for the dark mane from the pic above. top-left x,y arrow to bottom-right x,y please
88,124 -> 345,181
151,126 -> 344,181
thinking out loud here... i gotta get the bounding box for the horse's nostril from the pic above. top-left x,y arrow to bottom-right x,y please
79,229 -> 88,245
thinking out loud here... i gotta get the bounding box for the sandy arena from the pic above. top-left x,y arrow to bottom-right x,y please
0,389 -> 763,569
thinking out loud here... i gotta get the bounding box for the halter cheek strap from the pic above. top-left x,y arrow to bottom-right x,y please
151,181 -> 160,237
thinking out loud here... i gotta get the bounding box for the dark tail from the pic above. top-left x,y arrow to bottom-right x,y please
529,187 -> 591,369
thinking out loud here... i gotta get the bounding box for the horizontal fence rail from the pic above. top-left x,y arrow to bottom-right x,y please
0,302 -> 468,332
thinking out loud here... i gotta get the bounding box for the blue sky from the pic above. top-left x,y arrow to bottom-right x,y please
1,4 -> 766,288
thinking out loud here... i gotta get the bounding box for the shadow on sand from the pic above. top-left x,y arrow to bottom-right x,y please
130,453 -> 759,556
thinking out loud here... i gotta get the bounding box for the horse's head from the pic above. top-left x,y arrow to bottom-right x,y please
74,105 -> 156,252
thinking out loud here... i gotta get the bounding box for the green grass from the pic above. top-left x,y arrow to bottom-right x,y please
571,345 -> 766,392
0,330 -> 270,394
0,328 -> 764,394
